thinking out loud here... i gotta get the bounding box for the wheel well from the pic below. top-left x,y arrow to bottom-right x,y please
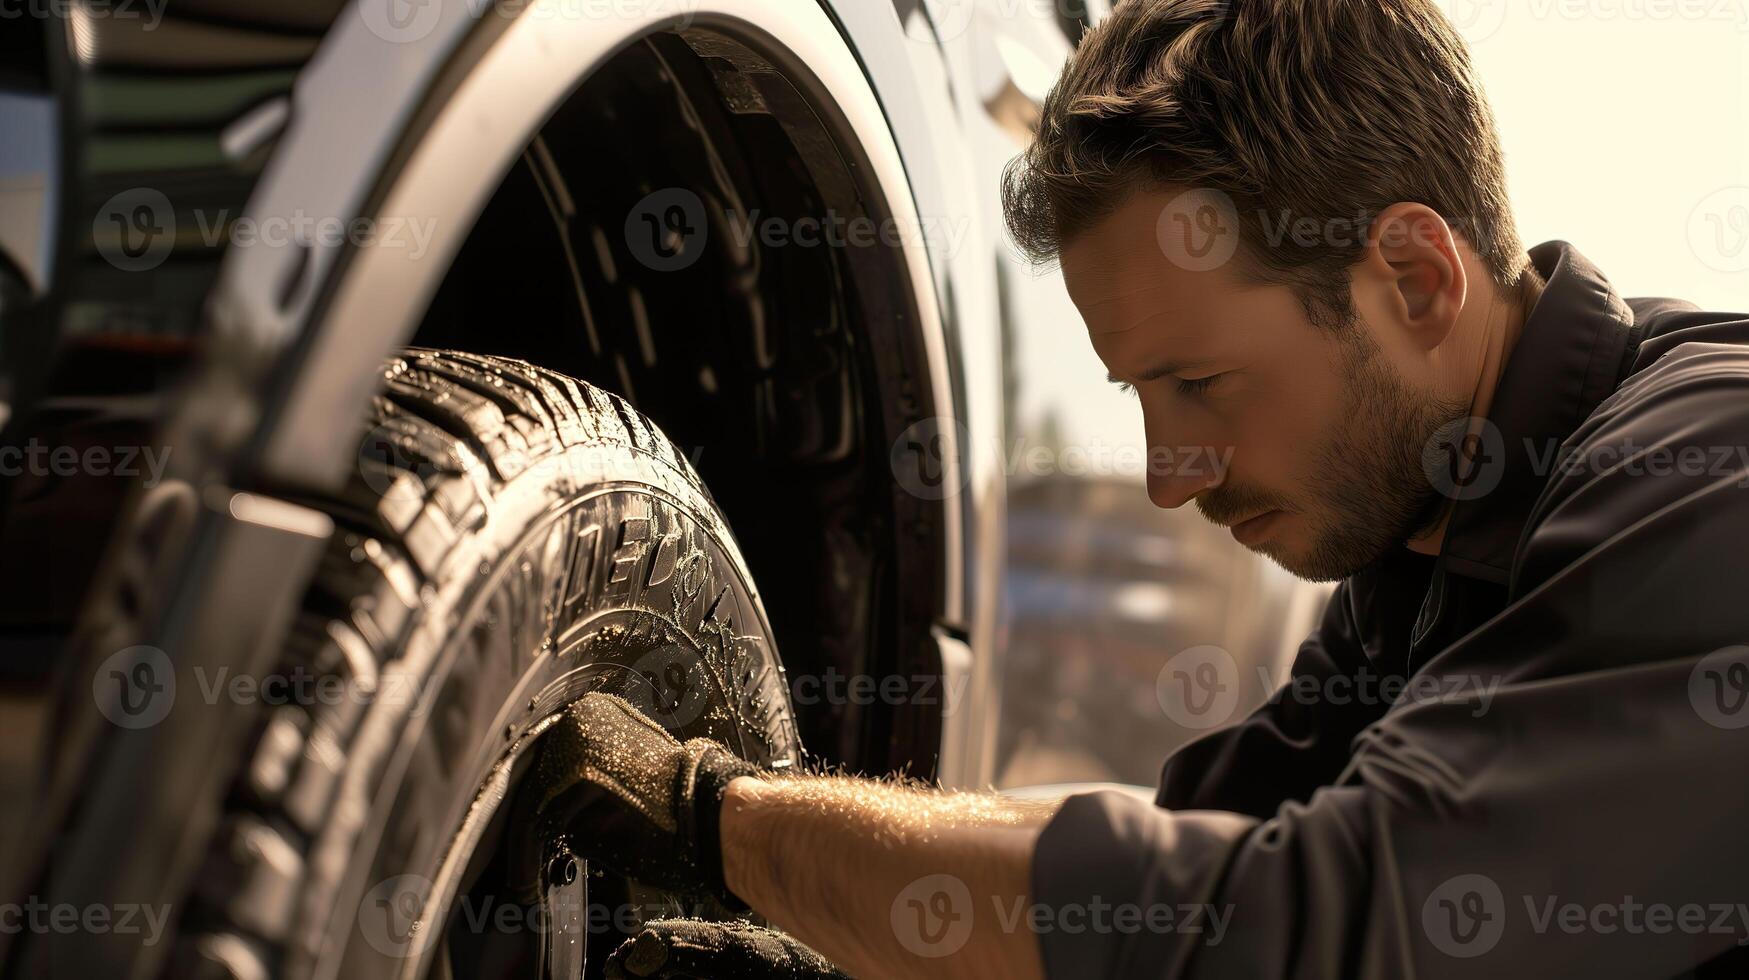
410,27 -> 948,774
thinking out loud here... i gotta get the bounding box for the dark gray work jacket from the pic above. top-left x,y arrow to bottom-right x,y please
1034,241 -> 1749,979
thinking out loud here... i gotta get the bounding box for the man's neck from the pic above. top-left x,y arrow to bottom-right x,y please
1405,262 -> 1547,557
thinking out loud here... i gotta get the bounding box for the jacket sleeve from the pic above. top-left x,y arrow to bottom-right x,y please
1032,340 -> 1749,979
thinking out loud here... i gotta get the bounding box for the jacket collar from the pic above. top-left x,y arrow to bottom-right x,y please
1437,241 -> 1641,584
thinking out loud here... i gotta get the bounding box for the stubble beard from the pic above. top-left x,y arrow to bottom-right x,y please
1205,331 -> 1467,583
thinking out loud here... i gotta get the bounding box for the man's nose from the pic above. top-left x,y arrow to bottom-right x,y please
1146,446 -> 1224,509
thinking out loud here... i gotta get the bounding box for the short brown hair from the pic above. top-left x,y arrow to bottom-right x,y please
1002,0 -> 1533,328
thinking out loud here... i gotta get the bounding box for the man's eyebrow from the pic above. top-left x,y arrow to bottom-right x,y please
1106,358 -> 1213,384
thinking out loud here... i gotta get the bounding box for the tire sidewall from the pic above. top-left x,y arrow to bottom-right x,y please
304,438 -> 797,978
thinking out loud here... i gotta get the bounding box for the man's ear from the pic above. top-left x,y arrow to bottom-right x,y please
1360,203 -> 1466,350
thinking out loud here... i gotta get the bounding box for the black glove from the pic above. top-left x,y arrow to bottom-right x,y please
509,692 -> 757,907
605,918 -> 850,980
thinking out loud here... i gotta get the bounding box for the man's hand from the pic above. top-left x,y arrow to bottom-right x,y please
604,918 -> 850,979
509,692 -> 756,906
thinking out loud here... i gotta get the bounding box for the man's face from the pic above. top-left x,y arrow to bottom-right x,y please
1060,190 -> 1465,581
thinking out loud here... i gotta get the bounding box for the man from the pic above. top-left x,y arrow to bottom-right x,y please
518,1 -> 1749,977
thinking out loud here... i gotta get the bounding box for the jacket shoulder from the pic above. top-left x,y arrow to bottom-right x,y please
1514,333 -> 1749,594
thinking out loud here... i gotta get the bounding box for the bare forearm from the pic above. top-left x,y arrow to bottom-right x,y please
720,776 -> 1059,980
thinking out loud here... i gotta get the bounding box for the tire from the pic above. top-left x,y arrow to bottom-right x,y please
174,348 -> 802,979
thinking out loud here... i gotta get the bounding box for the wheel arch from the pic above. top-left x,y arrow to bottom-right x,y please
182,0 -> 976,776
